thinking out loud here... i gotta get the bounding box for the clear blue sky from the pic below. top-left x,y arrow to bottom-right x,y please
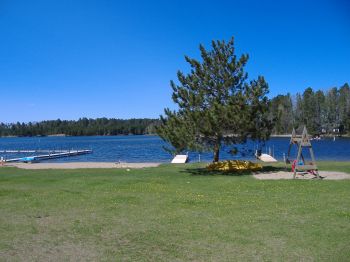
0,0 -> 349,122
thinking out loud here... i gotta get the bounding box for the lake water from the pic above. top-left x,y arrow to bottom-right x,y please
0,135 -> 349,163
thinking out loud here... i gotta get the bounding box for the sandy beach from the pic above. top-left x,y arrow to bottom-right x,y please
3,162 -> 161,169
253,170 -> 350,180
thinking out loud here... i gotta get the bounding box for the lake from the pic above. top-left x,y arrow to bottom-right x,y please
0,135 -> 349,163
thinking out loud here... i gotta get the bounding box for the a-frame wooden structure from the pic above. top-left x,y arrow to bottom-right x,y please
287,126 -> 319,179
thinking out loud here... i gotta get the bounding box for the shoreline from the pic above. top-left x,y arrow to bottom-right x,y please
0,134 -> 158,138
2,133 -> 350,138
3,162 -> 161,169
3,162 -> 350,180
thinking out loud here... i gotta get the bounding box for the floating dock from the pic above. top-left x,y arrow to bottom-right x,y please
2,150 -> 92,163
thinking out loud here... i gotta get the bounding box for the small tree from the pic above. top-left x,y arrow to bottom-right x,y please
157,37 -> 273,162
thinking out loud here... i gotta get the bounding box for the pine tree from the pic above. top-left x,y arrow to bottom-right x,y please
270,94 -> 293,134
325,87 -> 339,132
314,90 -> 326,133
302,87 -> 318,133
339,83 -> 350,133
157,37 -> 273,162
294,93 -> 303,132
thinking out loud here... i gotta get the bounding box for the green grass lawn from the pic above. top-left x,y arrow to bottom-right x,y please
0,162 -> 350,261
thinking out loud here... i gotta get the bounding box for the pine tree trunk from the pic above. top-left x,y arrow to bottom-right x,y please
213,146 -> 220,162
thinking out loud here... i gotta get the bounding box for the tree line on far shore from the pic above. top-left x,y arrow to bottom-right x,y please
0,118 -> 159,137
0,84 -> 349,137
270,83 -> 350,135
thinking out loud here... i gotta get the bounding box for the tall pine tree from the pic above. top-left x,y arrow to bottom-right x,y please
157,37 -> 273,162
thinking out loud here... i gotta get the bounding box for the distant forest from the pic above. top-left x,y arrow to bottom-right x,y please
270,83 -> 350,135
0,118 -> 159,137
0,83 -> 349,137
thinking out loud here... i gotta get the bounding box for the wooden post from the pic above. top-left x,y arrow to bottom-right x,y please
294,137 -> 303,179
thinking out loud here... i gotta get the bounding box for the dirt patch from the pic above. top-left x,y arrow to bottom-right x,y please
0,239 -> 101,261
253,171 -> 350,180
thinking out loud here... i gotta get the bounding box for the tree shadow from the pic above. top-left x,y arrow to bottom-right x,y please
183,168 -> 252,176
183,165 -> 288,176
260,165 -> 289,173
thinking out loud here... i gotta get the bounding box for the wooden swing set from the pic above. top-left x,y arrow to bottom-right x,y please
286,126 -> 320,179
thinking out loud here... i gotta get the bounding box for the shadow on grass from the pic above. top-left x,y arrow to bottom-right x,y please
183,165 -> 288,176
261,165 -> 289,173
184,168 -> 252,176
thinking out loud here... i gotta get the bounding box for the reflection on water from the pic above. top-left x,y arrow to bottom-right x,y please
0,135 -> 349,163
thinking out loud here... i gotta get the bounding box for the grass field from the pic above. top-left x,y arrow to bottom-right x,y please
0,162 -> 350,261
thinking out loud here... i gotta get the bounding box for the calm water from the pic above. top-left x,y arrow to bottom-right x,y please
0,135 -> 349,163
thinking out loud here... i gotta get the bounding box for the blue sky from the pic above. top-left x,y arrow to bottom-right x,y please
0,0 -> 349,122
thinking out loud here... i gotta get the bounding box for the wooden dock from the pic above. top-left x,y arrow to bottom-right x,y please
0,150 -> 74,153
3,150 -> 92,163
